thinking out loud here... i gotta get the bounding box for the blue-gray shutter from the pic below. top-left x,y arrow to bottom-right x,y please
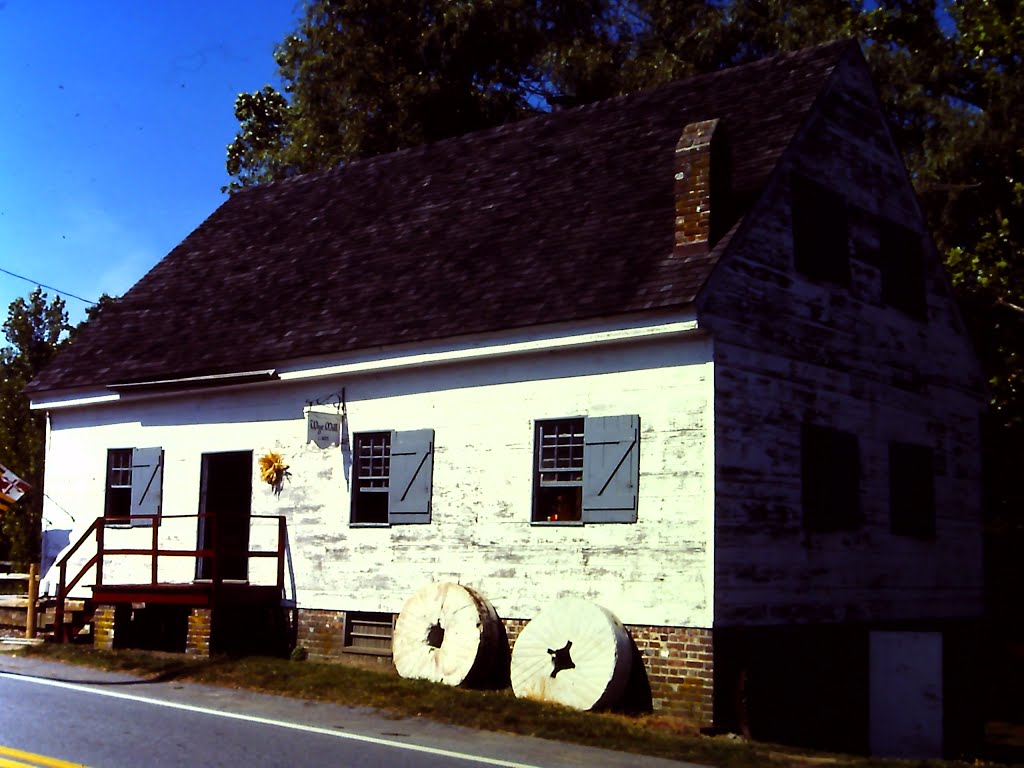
130,447 -> 164,526
388,429 -> 434,524
582,415 -> 639,523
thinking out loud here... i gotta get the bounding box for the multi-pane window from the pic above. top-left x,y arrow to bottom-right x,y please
352,432 -> 391,524
104,447 -> 163,525
801,423 -> 861,532
349,428 -> 435,526
105,449 -> 133,519
533,418 -> 585,522
890,442 -> 935,539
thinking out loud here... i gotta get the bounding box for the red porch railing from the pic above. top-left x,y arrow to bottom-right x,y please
53,513 -> 288,641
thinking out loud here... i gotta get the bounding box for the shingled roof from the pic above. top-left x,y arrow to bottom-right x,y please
29,39 -> 856,395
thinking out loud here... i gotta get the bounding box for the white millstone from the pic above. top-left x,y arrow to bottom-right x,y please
510,598 -> 632,710
392,581 -> 500,686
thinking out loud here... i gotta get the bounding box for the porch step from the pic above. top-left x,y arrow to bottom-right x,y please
0,596 -> 92,642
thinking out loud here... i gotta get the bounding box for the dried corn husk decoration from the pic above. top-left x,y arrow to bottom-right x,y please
258,451 -> 289,494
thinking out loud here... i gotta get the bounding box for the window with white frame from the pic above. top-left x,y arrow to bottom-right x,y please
532,415 -> 640,524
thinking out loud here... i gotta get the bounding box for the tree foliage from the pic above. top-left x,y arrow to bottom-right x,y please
0,289 -> 70,567
0,290 -> 117,567
224,0 -> 615,191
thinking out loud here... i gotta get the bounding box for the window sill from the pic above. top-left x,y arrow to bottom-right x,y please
349,522 -> 391,528
531,520 -> 584,527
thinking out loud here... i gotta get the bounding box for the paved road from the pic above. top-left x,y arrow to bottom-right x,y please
0,652 -> 703,768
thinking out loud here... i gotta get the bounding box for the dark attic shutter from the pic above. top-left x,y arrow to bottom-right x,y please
583,415 -> 640,523
388,429 -> 434,524
130,447 -> 164,526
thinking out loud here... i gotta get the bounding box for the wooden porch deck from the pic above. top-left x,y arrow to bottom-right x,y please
90,581 -> 284,607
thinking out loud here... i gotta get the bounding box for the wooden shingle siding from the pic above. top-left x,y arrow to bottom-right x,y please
703,50 -> 985,627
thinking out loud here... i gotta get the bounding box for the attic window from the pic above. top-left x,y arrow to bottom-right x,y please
792,176 -> 850,285
801,423 -> 860,533
880,221 -> 927,319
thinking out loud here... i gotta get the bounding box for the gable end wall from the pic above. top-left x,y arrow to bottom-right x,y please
702,51 -> 985,628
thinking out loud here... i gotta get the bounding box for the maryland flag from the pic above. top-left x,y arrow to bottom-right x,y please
0,464 -> 31,513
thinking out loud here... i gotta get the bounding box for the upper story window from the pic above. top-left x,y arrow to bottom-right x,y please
889,441 -> 935,539
104,447 -> 163,526
801,423 -> 860,533
880,220 -> 927,319
351,429 -> 434,525
532,415 -> 640,524
792,176 -> 850,286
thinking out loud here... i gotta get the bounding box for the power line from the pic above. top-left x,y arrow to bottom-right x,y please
0,266 -> 97,305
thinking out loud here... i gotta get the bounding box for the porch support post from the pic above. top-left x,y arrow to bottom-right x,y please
186,608 -> 213,656
25,563 -> 38,639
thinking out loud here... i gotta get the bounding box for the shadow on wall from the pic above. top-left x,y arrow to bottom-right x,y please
41,529 -> 71,574
617,640 -> 654,714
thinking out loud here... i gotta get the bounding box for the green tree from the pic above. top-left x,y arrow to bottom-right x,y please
0,288 -> 71,567
224,0 -> 614,191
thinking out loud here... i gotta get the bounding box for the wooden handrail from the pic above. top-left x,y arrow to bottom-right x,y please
52,513 -> 289,642
54,517 -> 101,634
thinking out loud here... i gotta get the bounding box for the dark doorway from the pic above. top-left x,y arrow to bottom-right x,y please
197,451 -> 253,581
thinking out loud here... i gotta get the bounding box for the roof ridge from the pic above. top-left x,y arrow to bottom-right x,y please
247,37 -> 856,195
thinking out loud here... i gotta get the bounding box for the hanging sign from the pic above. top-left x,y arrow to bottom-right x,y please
307,410 -> 342,449
0,464 -> 30,502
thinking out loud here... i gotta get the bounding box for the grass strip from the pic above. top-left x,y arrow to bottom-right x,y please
15,644 -> 1002,768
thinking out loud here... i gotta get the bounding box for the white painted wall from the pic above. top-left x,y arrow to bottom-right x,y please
40,327 -> 715,629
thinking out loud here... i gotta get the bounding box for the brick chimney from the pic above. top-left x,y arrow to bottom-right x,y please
674,119 -> 728,257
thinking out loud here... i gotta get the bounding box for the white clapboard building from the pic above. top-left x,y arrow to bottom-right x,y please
29,40 -> 985,757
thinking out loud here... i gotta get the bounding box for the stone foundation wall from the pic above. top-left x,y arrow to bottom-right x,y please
294,607 -> 713,723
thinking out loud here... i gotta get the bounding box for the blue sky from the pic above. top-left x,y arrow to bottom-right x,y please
0,1 -> 301,325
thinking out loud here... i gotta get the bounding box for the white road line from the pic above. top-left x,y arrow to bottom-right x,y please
0,672 -> 543,768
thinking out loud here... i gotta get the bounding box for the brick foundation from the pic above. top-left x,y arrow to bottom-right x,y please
294,609 -> 393,669
628,624 -> 713,724
93,604 -> 116,650
295,607 -> 713,723
186,608 -> 212,656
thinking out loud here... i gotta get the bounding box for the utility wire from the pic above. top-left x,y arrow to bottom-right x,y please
0,266 -> 97,305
